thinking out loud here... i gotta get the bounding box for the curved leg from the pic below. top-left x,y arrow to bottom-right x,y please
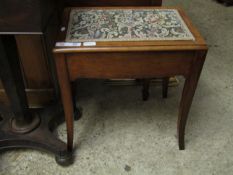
54,54 -> 74,151
178,51 -> 207,150
142,79 -> 150,101
162,77 -> 169,98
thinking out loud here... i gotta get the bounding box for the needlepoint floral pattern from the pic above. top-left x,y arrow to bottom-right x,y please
66,9 -> 194,42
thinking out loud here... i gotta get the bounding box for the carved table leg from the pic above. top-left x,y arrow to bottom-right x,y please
178,51 -> 207,150
0,36 -> 38,133
162,77 -> 169,98
0,36 -> 73,166
54,53 -> 74,151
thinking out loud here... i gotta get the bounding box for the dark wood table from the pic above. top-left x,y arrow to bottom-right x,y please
0,0 -> 81,166
54,7 -> 208,152
0,37 -> 76,167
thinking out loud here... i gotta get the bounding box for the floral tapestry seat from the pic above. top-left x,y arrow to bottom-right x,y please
66,9 -> 194,42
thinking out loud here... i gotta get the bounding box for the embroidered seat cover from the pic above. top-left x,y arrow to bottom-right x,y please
66,9 -> 194,42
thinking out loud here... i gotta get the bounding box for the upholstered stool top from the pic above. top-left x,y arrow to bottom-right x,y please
66,8 -> 195,42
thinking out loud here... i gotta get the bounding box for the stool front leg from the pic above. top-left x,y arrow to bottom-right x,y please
178,51 -> 206,150
54,54 -> 74,151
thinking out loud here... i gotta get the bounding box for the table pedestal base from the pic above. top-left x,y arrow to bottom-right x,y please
0,104 -> 81,166
0,35 -> 83,166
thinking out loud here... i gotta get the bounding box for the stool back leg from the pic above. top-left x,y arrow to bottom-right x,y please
142,79 -> 151,101
162,77 -> 169,98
